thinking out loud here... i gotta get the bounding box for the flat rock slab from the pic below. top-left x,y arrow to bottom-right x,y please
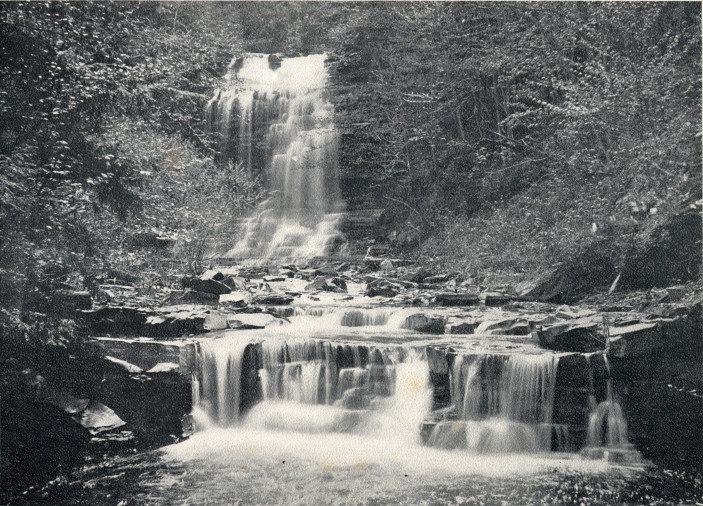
435,293 -> 480,306
608,322 -> 661,358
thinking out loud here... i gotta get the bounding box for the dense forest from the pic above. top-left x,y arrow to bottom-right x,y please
1,2 -> 701,500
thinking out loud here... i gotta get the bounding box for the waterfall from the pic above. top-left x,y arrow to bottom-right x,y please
206,54 -> 344,259
192,337 -> 431,441
431,353 -> 560,453
584,354 -> 630,448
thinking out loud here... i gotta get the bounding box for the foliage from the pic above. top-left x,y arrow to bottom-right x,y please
328,2 -> 701,275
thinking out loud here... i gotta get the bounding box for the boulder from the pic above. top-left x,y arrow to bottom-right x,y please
182,277 -> 231,295
608,322 -> 662,358
203,312 -> 230,331
199,270 -> 224,281
219,291 -> 251,307
536,316 -> 604,352
365,279 -> 400,298
379,259 -> 394,272
447,322 -> 479,334
482,291 -> 513,306
305,277 -> 346,293
621,210 -> 701,289
520,241 -> 617,303
221,276 -> 247,290
76,401 -> 126,434
401,314 -> 446,334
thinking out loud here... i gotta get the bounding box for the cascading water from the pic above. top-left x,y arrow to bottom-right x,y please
193,337 -> 431,444
206,54 -> 344,259
429,353 -> 561,453
580,354 -> 636,462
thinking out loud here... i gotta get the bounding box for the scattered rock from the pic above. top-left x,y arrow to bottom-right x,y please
424,273 -> 452,284
379,259 -> 394,271
305,277 -> 346,293
219,291 -> 251,307
166,289 -> 219,306
365,279 -> 400,298
221,276 -> 247,290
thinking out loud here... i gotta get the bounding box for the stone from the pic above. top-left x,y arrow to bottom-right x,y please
76,401 -> 126,434
199,270 -> 224,281
520,241 -> 617,303
621,210 -> 701,289
365,279 -> 399,298
337,387 -> 368,410
182,277 -> 231,295
104,356 -> 143,374
166,289 -> 219,306
263,275 -> 287,282
221,276 -> 247,290
146,362 -> 180,374
203,312 -> 230,331
104,269 -> 140,285
219,291 -> 250,307
482,291 -> 512,306
608,322 -> 661,358
447,322 -> 479,334
305,277 -> 346,293
537,317 -> 605,352
435,292 -> 480,306
331,277 -> 348,291
252,294 -> 294,305
401,314 -> 446,334
424,273 -> 452,284
227,313 -> 283,329
379,259 -> 394,271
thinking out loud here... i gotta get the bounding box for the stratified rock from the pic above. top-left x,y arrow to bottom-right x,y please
435,292 -> 480,306
252,294 -> 294,305
536,316 -> 604,352
166,289 -> 219,306
203,312 -> 230,331
27,289 -> 92,317
227,313 -> 285,329
424,273 -> 452,284
482,292 -> 512,306
608,322 -> 661,358
337,387 -> 368,410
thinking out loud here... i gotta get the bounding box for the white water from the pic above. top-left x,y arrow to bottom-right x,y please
432,353 -> 561,453
207,54 -> 343,259
584,354 -> 630,448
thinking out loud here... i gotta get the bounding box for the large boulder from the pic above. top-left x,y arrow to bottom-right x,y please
621,210 -> 701,289
181,276 -> 231,295
520,241 -> 617,304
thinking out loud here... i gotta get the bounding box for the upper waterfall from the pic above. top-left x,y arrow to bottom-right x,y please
207,54 -> 344,259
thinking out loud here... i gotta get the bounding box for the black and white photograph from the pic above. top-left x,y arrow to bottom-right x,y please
1,1 -> 701,504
